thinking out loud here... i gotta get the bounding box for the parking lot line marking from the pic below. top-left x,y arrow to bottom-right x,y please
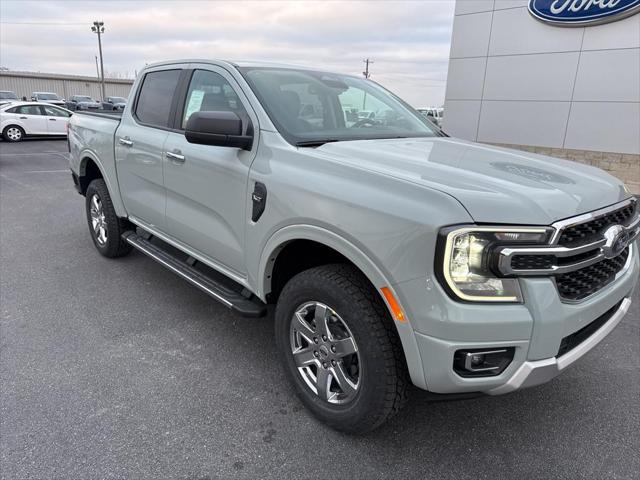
0,174 -> 30,188
0,152 -> 68,156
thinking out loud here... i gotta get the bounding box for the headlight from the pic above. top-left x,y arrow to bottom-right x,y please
438,226 -> 550,303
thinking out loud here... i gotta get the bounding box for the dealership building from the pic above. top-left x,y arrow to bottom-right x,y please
443,0 -> 640,193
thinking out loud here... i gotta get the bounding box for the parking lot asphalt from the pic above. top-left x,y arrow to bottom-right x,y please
0,138 -> 639,480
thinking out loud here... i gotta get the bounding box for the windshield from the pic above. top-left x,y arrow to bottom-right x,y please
75,96 -> 94,102
110,97 -> 126,103
239,67 -> 438,145
37,93 -> 60,100
0,91 -> 18,100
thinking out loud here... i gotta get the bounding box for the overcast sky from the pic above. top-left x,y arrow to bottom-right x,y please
0,0 -> 455,106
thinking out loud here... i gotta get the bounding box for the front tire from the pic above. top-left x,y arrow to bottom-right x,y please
3,125 -> 25,142
275,264 -> 408,433
85,179 -> 133,258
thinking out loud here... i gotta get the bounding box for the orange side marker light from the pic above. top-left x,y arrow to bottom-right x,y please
381,287 -> 406,323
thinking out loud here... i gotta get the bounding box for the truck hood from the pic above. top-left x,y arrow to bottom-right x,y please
314,137 -> 628,225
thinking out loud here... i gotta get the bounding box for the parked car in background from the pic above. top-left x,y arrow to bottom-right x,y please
0,90 -> 19,101
66,95 -> 101,111
31,92 -> 66,106
417,107 -> 443,126
102,96 -> 127,111
1,101 -> 72,141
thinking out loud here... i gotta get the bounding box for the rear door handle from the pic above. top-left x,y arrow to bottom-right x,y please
166,151 -> 185,163
19,116 -> 27,119
118,137 -> 133,147
49,118 -> 56,121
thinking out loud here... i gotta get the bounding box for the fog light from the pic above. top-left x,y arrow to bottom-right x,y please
453,348 -> 515,377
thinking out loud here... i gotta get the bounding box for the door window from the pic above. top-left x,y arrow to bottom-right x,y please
135,69 -> 182,128
16,105 -> 43,115
42,105 -> 71,117
181,70 -> 248,129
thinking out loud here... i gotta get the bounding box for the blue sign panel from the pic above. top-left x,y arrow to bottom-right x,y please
529,0 -> 640,26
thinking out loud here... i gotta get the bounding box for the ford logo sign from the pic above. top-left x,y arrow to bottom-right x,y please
602,225 -> 632,259
529,0 -> 640,26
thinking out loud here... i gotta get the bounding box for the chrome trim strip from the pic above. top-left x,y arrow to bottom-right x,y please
498,198 -> 638,277
549,197 -> 637,245
487,297 -> 631,395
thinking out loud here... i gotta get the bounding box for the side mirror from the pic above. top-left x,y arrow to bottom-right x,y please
185,111 -> 253,150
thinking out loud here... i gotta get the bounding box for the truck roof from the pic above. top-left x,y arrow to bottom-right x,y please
142,59 -> 347,74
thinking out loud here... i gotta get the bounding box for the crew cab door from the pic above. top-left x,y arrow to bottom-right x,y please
115,67 -> 184,230
161,66 -> 258,277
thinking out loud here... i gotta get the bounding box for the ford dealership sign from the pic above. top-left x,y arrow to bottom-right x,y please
529,0 -> 640,26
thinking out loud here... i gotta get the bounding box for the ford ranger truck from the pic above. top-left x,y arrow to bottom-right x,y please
68,60 -> 639,433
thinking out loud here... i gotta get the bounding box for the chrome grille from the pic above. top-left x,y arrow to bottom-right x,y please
558,201 -> 637,247
555,248 -> 629,301
496,198 -> 638,302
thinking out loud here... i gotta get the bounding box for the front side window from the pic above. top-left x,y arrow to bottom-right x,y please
0,92 -> 18,100
17,105 -> 43,115
240,67 -> 437,145
42,105 -> 70,117
135,69 -> 181,128
181,70 -> 247,129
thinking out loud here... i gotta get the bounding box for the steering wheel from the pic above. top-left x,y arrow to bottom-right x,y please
351,118 -> 381,128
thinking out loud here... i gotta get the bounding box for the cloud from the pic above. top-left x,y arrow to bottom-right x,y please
0,0 -> 454,106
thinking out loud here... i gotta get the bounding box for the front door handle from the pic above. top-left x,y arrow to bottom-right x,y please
49,118 -> 56,121
118,137 -> 133,147
19,116 -> 27,119
166,151 -> 185,163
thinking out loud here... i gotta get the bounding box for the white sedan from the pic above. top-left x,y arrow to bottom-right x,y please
1,101 -> 73,142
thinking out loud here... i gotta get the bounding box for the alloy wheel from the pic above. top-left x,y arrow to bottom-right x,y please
89,194 -> 108,246
290,302 -> 360,405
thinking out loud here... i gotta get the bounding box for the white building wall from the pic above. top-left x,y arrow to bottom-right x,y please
443,0 -> 640,156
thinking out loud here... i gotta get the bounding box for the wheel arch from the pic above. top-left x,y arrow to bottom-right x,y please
77,151 -> 127,217
257,224 -> 428,389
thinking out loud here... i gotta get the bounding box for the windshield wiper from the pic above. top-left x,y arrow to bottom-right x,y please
295,139 -> 340,147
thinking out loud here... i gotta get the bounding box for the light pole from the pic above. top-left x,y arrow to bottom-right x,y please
91,21 -> 106,100
362,58 -> 373,110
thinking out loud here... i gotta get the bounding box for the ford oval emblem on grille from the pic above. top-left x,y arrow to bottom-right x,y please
529,0 -> 640,26
602,225 -> 631,259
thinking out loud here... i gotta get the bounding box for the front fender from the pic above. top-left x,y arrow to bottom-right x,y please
257,224 -> 428,390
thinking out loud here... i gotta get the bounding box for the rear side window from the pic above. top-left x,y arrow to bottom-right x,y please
135,69 -> 181,128
16,105 -> 43,115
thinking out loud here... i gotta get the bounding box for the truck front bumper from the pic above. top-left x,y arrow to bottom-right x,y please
396,241 -> 639,394
486,297 -> 630,395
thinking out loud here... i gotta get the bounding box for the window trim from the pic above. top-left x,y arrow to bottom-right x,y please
132,68 -> 186,132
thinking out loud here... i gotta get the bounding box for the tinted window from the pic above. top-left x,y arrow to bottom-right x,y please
42,105 -> 70,117
17,105 -> 43,115
135,69 -> 181,128
241,67 -> 436,145
181,70 -> 247,129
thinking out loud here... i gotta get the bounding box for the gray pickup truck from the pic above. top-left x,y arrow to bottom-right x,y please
68,59 -> 639,433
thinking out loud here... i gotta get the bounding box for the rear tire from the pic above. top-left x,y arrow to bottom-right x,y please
85,179 -> 133,258
275,264 -> 408,433
2,125 -> 24,142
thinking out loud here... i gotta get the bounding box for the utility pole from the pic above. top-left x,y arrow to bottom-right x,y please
362,58 -> 373,110
94,55 -> 100,79
91,21 -> 106,100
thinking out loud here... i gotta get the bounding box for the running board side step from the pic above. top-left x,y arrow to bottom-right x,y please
122,231 -> 267,317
